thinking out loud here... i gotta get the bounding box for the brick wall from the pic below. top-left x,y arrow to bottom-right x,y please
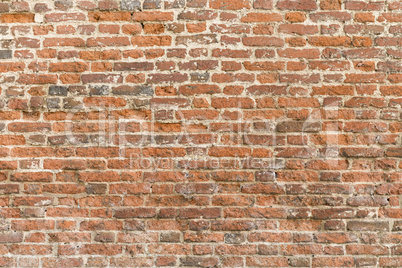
0,0 -> 401,267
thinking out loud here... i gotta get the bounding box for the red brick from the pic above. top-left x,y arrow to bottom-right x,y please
132,12 -> 174,21
88,11 -> 131,21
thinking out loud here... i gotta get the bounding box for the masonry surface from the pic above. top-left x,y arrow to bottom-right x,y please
0,0 -> 401,267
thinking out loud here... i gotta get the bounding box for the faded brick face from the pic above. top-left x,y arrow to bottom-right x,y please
0,0 -> 401,267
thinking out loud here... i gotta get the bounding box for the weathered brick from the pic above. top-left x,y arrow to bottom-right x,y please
277,0 -> 317,10
1,13 -> 34,23
0,50 -> 12,59
121,0 -> 142,10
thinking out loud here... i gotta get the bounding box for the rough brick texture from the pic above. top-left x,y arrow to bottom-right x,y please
0,0 -> 401,267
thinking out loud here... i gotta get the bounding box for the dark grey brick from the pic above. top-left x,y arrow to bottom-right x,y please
0,50 -> 12,59
160,232 -> 180,242
180,257 -> 218,267
288,257 -> 311,267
